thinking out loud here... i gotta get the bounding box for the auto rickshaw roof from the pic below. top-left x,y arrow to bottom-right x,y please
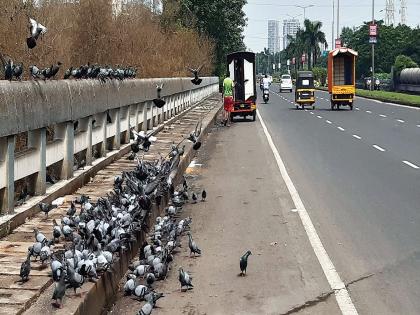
297,71 -> 314,78
331,47 -> 358,57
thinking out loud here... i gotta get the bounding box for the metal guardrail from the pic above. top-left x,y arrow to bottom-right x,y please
0,77 -> 219,213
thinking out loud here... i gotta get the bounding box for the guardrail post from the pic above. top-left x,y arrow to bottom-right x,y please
152,103 -> 158,128
56,122 -> 74,180
0,135 -> 15,214
100,112 -> 107,157
110,108 -> 121,150
142,103 -> 148,132
135,103 -> 141,131
27,128 -> 46,195
122,106 -> 130,144
83,117 -> 93,166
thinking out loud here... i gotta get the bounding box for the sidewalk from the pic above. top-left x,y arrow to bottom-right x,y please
110,115 -> 341,314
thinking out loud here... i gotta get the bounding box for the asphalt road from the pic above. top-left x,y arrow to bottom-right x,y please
258,85 -> 420,314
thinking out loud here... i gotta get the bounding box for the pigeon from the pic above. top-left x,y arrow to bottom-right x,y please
49,62 -> 62,79
191,192 -> 197,203
52,270 -> 66,308
4,59 -> 13,81
146,273 -> 155,287
187,65 -> 203,85
28,242 -> 43,260
187,232 -> 201,257
240,250 -> 252,276
13,63 -> 23,81
67,201 -> 76,217
46,174 -> 55,184
34,228 -> 47,244
66,265 -> 85,296
52,220 -> 62,241
64,67 -> 73,79
40,244 -> 51,265
123,274 -> 137,295
50,255 -> 63,281
29,65 -> 42,79
134,284 -> 148,299
153,84 -> 166,108
178,267 -> 193,291
20,253 -> 31,282
138,298 -> 153,315
38,202 -> 57,218
201,189 -> 206,202
27,18 -> 47,49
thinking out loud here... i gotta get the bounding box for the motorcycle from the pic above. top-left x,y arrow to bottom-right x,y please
263,88 -> 269,103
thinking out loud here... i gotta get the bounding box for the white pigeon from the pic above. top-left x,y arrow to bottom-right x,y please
29,18 -> 47,39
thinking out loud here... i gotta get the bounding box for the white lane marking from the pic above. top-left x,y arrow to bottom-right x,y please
317,115 -> 323,119
417,125 -> 420,128
402,161 -> 420,169
373,145 -> 386,152
379,114 -> 387,118
366,110 -> 372,113
326,120 -> 332,124
355,108 -> 360,111
257,109 -> 358,315
310,112 -> 314,115
304,109 -> 308,112
337,127 -> 345,131
397,119 -> 405,123
352,135 -> 362,139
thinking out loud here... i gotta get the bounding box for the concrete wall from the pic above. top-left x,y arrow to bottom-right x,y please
0,77 -> 219,213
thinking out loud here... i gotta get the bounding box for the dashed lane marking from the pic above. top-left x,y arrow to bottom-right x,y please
317,115 -> 323,119
402,161 -> 420,169
337,127 -> 345,131
366,110 -> 372,113
397,119 -> 405,123
379,114 -> 387,118
355,108 -> 360,111
326,120 -> 332,124
373,145 -> 386,152
257,109 -> 359,315
352,135 -> 362,140
310,112 -> 315,115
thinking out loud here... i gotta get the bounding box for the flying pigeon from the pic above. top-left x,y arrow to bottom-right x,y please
153,84 -> 166,108
187,65 -> 203,85
178,267 -> 193,291
240,250 -> 252,276
187,231 -> 201,257
27,18 -> 47,49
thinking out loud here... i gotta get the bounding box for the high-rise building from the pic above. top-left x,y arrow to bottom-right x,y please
267,20 -> 280,54
283,19 -> 300,50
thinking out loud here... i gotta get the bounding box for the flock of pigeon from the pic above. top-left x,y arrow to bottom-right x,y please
1,17 -> 204,85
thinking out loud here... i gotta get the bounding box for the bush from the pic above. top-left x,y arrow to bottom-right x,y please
0,0 -> 214,79
312,67 -> 327,86
394,55 -> 418,75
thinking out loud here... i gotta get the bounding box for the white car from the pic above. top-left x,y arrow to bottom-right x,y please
280,74 -> 293,92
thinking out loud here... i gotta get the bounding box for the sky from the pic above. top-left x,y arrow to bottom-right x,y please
244,0 -> 420,53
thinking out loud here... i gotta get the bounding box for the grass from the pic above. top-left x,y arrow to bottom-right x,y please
315,86 -> 420,107
356,89 -> 420,107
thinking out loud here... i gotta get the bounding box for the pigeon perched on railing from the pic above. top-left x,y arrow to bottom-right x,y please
27,18 -> 47,49
13,63 -> 23,81
4,59 -> 13,81
187,65 -> 203,85
153,84 -> 166,108
30,65 -> 43,80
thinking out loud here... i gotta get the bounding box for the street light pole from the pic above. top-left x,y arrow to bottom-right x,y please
332,0 -> 335,48
337,0 -> 340,38
296,5 -> 314,21
371,0 -> 375,91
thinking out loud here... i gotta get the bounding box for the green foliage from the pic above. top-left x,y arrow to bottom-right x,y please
341,22 -> 420,78
312,67 -> 327,85
176,0 -> 247,77
393,55 -> 418,74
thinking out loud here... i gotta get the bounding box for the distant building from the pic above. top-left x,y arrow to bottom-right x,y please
267,20 -> 280,54
283,19 -> 300,50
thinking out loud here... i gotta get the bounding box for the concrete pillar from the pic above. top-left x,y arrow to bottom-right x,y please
122,106 -> 130,144
135,103 -> 141,131
57,122 -> 74,179
100,112 -> 108,157
0,136 -> 15,214
27,128 -> 46,195
152,103 -> 158,128
142,103 -> 148,132
84,116 -> 93,166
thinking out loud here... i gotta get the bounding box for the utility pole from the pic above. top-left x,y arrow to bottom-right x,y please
332,0 -> 335,49
371,0 -> 375,91
400,0 -> 407,25
336,0 -> 340,39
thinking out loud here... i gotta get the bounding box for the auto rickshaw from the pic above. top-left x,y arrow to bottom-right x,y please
295,71 -> 315,110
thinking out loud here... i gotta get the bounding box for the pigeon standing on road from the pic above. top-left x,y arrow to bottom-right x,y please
187,231 -> 201,257
178,267 -> 193,291
240,250 -> 252,276
52,269 -> 66,308
27,18 -> 47,49
201,189 -> 206,202
187,65 -> 203,85
191,192 -> 197,203
20,253 -> 31,282
39,202 -> 57,218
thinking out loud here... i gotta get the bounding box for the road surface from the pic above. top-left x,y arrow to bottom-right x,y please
257,85 -> 420,314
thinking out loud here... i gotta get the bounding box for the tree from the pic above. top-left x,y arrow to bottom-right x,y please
302,19 -> 328,69
394,55 -> 418,74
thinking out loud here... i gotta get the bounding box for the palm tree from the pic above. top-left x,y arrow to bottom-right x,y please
285,29 -> 306,70
302,19 -> 328,69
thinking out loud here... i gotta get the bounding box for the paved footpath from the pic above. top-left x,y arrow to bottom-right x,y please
110,115 -> 341,314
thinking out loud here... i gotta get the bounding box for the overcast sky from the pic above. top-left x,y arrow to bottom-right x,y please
244,0 -> 420,52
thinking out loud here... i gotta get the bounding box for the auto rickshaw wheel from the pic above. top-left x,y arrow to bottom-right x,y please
230,113 -> 234,122
331,102 -> 335,110
349,103 -> 354,110
312,104 -> 315,110
252,110 -> 256,121
295,105 -> 299,110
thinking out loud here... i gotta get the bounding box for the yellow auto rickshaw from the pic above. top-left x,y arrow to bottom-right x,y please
295,71 -> 316,110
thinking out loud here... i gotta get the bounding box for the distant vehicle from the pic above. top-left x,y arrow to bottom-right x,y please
328,48 -> 358,110
295,71 -> 315,110
263,88 -> 269,103
226,51 -> 257,121
280,74 -> 293,93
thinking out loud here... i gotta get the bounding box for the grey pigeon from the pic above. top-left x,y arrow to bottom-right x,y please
13,63 -> 23,81
66,265 -> 84,296
201,189 -> 206,201
4,59 -> 13,80
20,253 -> 31,282
38,202 -> 57,218
52,270 -> 66,308
240,250 -> 252,276
178,267 -> 193,291
187,231 -> 201,257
